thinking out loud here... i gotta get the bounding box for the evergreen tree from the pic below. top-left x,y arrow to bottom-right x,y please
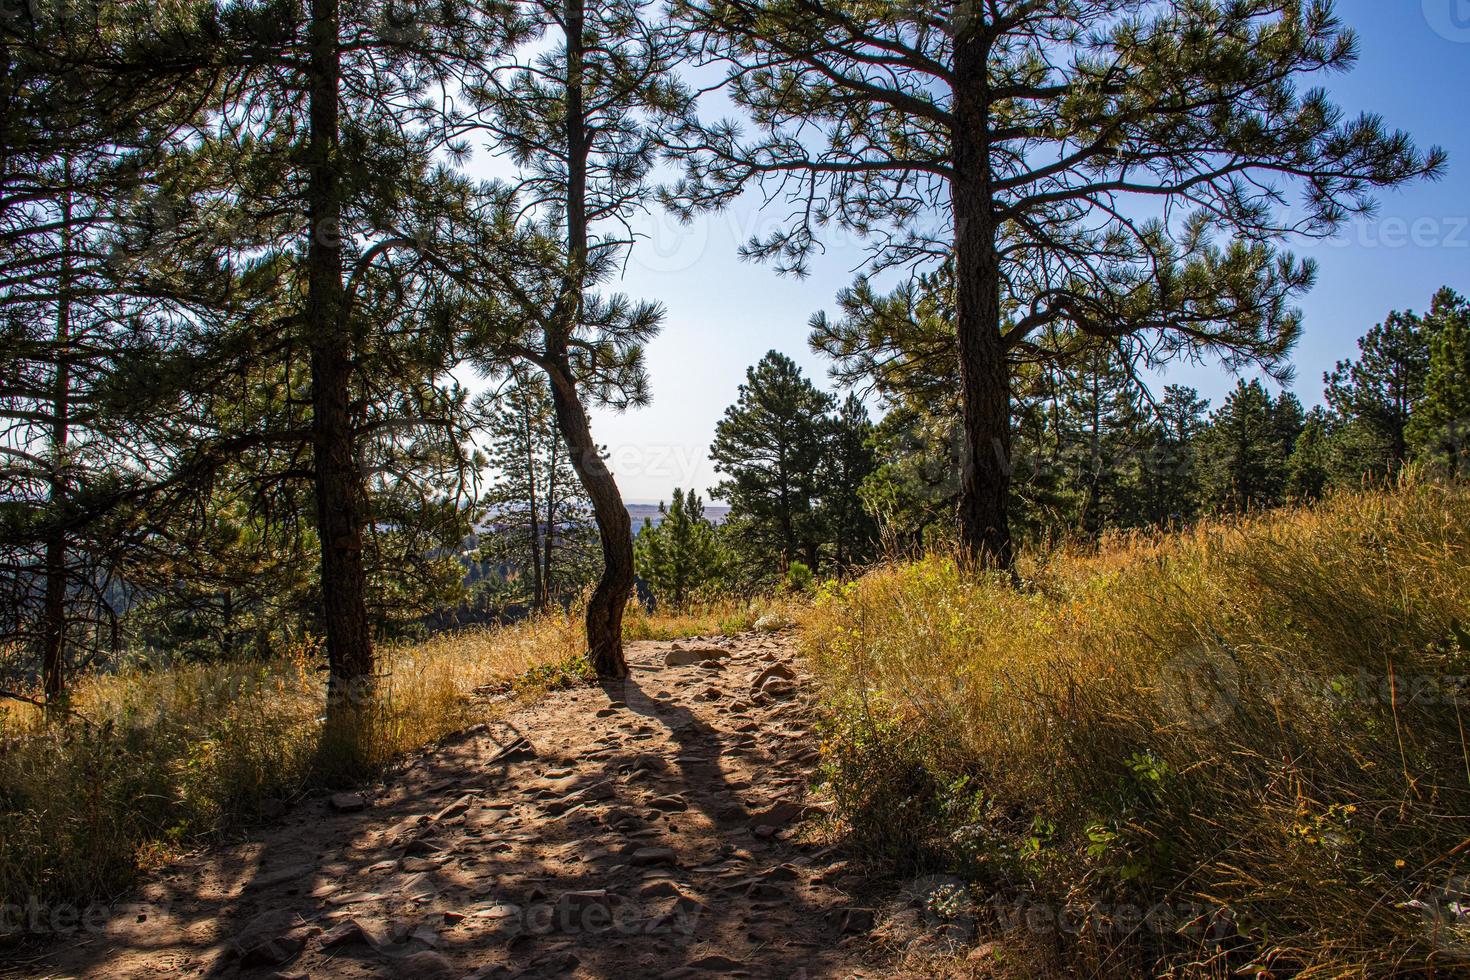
0,2 -> 223,699
1408,288 -> 1470,471
1053,348 -> 1150,534
464,0 -> 689,678
1198,381 -> 1305,513
1130,385 -> 1210,527
1324,309 -> 1432,478
670,0 -> 1441,565
710,351 -> 833,576
634,488 -> 724,607
815,394 -> 878,569
157,0 -> 510,713
478,371 -> 599,610
1287,406 -> 1337,501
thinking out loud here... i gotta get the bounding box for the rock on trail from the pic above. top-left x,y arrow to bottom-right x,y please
20,632 -> 890,980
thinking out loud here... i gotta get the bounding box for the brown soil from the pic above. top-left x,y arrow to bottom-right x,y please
15,632 -> 894,979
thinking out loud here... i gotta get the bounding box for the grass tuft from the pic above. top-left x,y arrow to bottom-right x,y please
0,612 -> 586,907
803,482 -> 1470,976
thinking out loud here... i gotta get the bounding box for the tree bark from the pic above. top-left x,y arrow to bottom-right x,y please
41,175 -> 73,705
951,30 -> 1014,567
542,430 -> 557,609
547,364 -> 633,678
307,0 -> 374,707
548,0 -> 631,678
515,375 -> 546,612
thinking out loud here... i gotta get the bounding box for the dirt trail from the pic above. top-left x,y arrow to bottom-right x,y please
20,632 -> 889,979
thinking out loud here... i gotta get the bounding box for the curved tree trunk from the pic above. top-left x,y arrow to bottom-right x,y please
544,0 -> 630,678
951,31 -> 1014,568
547,365 -> 632,678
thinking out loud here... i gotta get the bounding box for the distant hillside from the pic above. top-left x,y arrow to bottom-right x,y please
628,502 -> 729,529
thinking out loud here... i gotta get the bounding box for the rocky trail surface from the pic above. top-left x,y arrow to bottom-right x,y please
17,632 -> 896,979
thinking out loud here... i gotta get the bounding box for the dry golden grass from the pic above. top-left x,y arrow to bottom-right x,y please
0,609 -> 601,906
803,482 -> 1470,977
622,594 -> 797,641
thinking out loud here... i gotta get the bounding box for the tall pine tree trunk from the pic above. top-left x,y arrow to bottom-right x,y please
542,434 -> 557,610
552,0 -> 631,678
307,0 -> 373,708
516,377 -> 546,612
952,33 -> 1013,567
41,177 -> 73,705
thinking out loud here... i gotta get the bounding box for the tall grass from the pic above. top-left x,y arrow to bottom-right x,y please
622,594 -> 796,641
804,483 -> 1470,976
0,613 -> 587,907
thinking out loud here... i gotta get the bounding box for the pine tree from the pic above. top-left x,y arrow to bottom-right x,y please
478,371 -> 599,610
669,0 -> 1442,565
0,3 -> 221,699
156,0 -> 510,714
634,488 -> 724,608
710,351 -> 833,576
1324,310 -> 1432,477
1287,406 -> 1337,501
815,394 -> 878,569
1198,381 -> 1305,513
1130,385 -> 1210,527
463,0 -> 689,678
1407,288 -> 1470,471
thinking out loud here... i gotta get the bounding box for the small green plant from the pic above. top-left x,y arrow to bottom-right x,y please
784,561 -> 814,595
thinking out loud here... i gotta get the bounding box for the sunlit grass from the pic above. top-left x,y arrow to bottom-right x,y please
0,611 -> 589,906
621,594 -> 796,641
803,481 -> 1470,976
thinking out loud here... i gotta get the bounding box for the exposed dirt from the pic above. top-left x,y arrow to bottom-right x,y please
14,632 -> 897,979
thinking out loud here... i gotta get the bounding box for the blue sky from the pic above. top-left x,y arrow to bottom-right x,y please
578,0 -> 1470,504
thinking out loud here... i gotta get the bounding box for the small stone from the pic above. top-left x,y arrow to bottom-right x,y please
745,880 -> 785,900
753,613 -> 790,633
639,879 -> 685,899
835,907 -> 876,934
665,646 -> 730,667
327,890 -> 384,906
494,739 -> 537,764
752,664 -> 797,692
968,942 -> 999,962
319,918 -> 387,949
649,795 -> 690,812
434,794 -> 476,822
330,792 -> 367,812
631,846 -> 678,867
750,800 -> 809,830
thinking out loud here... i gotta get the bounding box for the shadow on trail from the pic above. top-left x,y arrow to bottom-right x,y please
25,641 -> 868,980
